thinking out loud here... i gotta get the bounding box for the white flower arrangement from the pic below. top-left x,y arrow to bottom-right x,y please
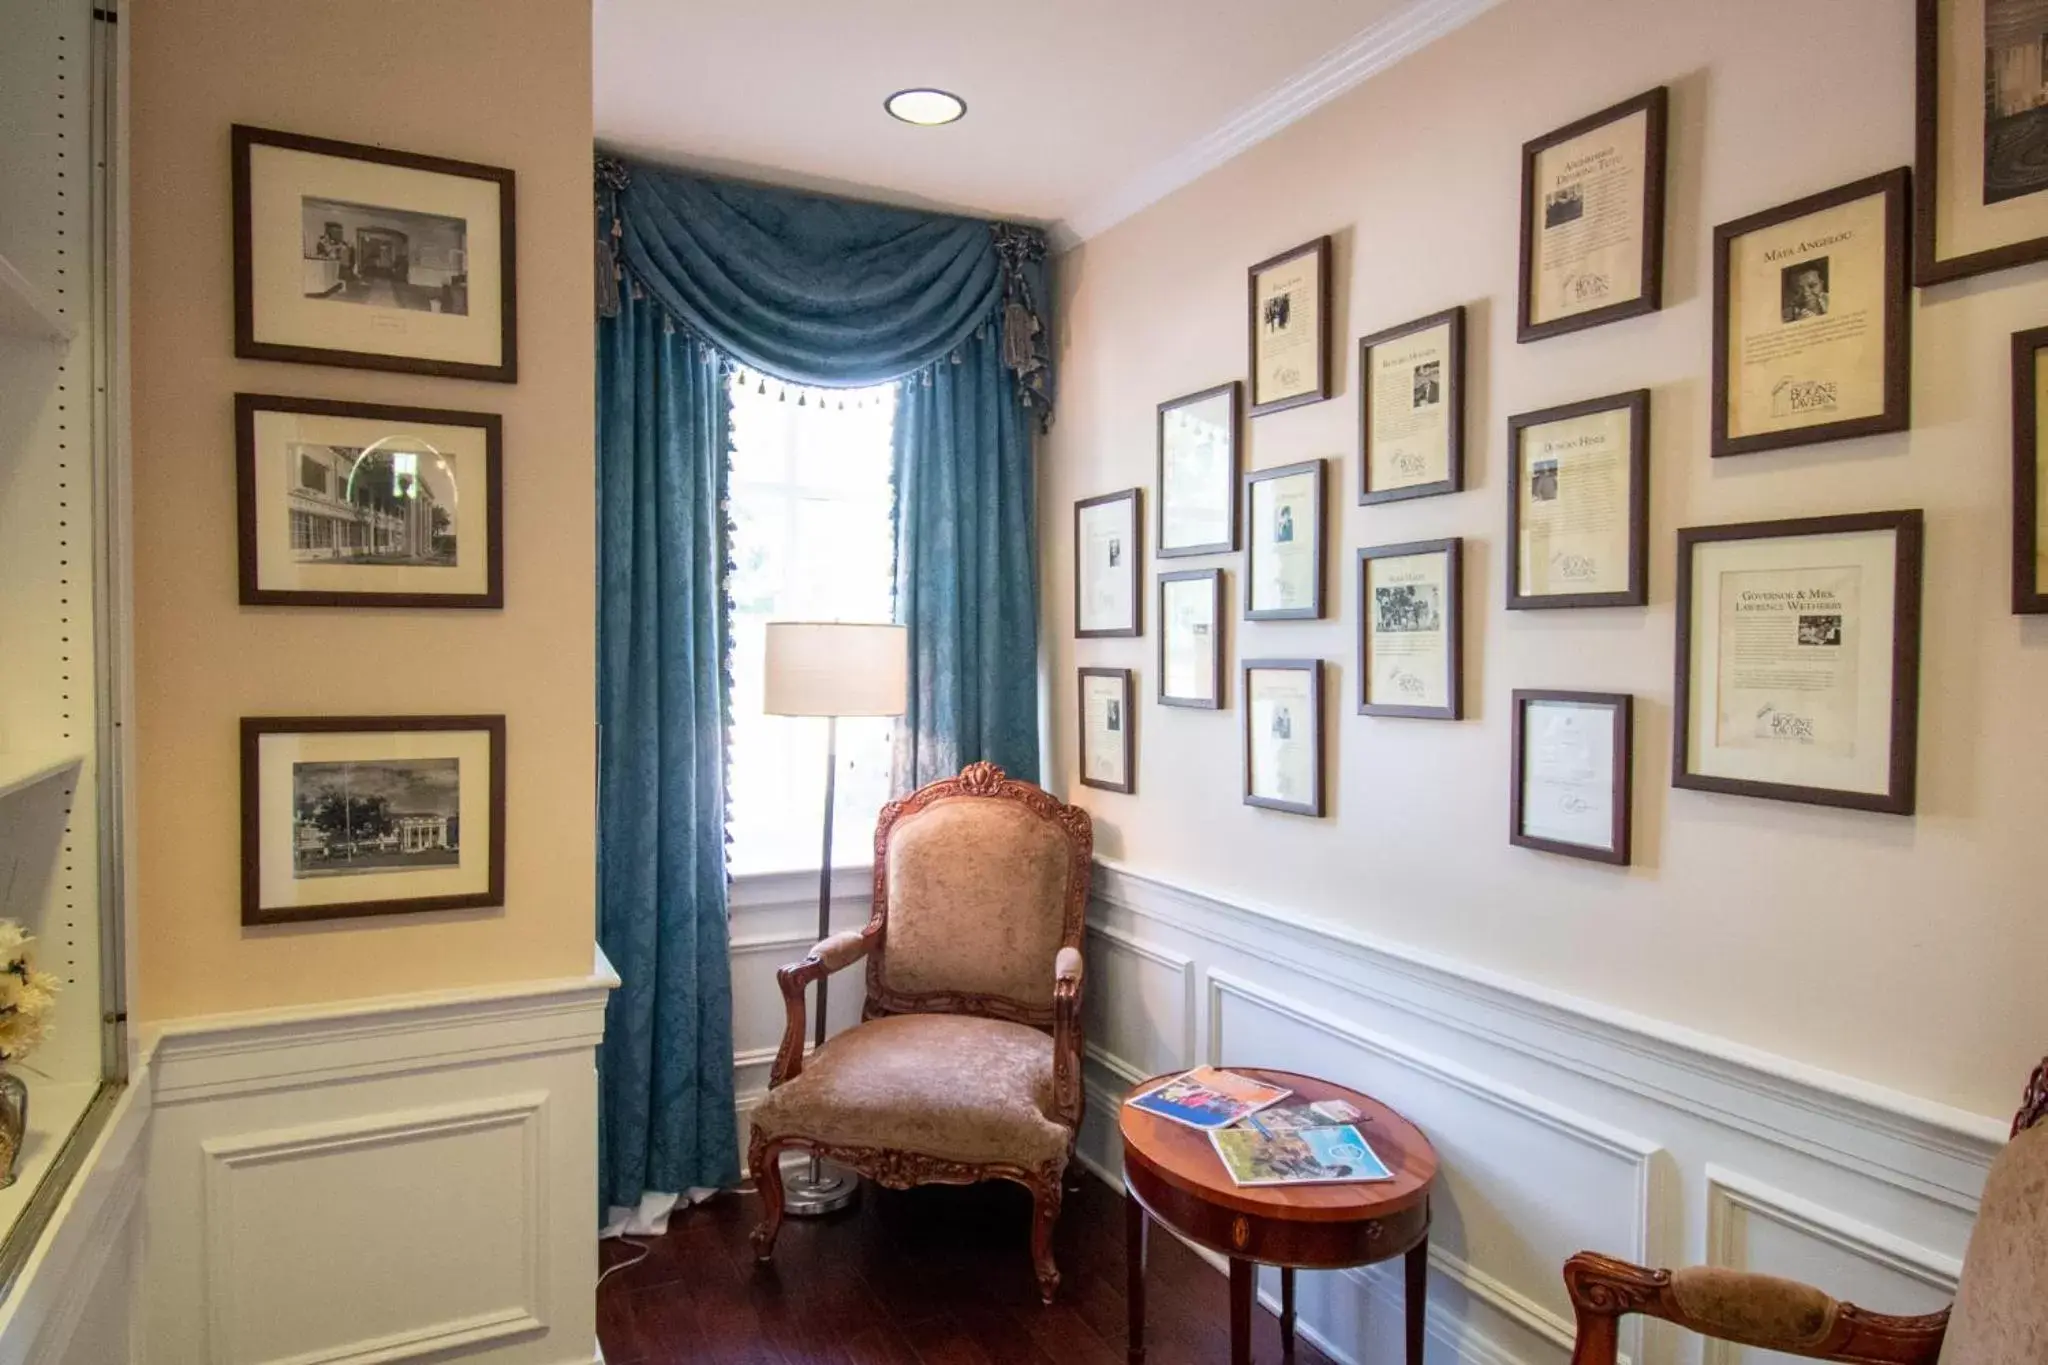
0,922 -> 59,1064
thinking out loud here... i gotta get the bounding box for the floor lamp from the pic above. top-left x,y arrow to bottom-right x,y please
761,620 -> 908,1215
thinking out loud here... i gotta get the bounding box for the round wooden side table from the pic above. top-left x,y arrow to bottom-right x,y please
1119,1068 -> 1439,1365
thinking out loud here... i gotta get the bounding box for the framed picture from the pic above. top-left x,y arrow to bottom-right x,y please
1358,538 -> 1463,720
1359,306 -> 1464,504
1518,87 -> 1668,343
241,715 -> 506,926
1674,510 -> 1923,814
233,125 -> 516,382
1248,236 -> 1333,416
1245,459 -> 1327,620
1712,169 -> 1911,458
2013,325 -> 2048,612
1077,668 -> 1135,794
1075,488 -> 1142,638
236,393 -> 503,608
1160,569 -> 1225,709
1158,382 -> 1241,557
1243,659 -> 1323,816
1511,690 -> 1632,865
1507,390 -> 1650,609
1916,0 -> 2048,284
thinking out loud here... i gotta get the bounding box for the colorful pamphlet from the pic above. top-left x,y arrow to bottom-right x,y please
1239,1099 -> 1363,1136
1208,1123 -> 1394,1187
1125,1067 -> 1292,1130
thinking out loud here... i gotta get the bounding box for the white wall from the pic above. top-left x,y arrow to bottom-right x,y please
1040,0 -> 2048,1120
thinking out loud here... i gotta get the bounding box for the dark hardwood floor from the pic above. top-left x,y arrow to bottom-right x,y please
598,1173 -> 1338,1365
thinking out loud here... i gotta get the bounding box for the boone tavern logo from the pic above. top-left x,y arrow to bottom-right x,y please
1770,375 -> 1839,418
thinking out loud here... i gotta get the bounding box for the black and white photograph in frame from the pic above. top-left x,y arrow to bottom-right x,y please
1243,658 -> 1324,817
1511,690 -> 1632,865
1157,382 -> 1241,557
234,125 -> 517,381
241,715 -> 507,925
1078,668 -> 1135,794
236,393 -> 503,608
1358,538 -> 1463,720
1360,306 -> 1465,504
1074,488 -> 1142,638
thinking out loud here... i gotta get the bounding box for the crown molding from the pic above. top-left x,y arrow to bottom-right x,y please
1051,0 -> 1501,250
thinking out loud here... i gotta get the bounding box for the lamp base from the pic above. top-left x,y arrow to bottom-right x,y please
778,1149 -> 859,1216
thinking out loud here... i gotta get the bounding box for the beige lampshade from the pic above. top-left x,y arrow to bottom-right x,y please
762,621 -> 909,718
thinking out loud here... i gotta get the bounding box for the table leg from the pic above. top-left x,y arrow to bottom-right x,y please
1125,1195 -> 1147,1364
1405,1232 -> 1428,1365
1280,1266 -> 1296,1357
1229,1258 -> 1255,1365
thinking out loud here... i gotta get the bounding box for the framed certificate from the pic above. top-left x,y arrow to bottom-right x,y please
1248,237 -> 1333,416
1357,539 -> 1463,720
2013,325 -> 2048,613
1674,510 -> 1923,814
1511,691 -> 1632,865
1074,488 -> 1142,638
1245,459 -> 1327,620
1160,569 -> 1225,709
1916,0 -> 2048,284
1158,382 -> 1241,557
1518,87 -> 1668,343
1507,390 -> 1650,609
1078,668 -> 1135,794
1712,169 -> 1911,458
1359,306 -> 1464,504
1243,659 -> 1323,816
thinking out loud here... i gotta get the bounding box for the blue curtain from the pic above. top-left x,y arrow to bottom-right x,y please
596,283 -> 740,1208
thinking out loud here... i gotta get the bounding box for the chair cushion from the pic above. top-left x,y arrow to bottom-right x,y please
751,1013 -> 1071,1170
880,796 -> 1075,1009
1940,1120 -> 2048,1364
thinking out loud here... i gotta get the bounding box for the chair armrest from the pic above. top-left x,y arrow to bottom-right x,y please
768,929 -> 873,1089
1051,947 -> 1085,1127
1563,1252 -> 1949,1365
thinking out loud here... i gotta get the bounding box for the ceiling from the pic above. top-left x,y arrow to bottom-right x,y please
593,0 -> 1487,246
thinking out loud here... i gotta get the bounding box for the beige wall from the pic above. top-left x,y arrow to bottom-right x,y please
130,0 -> 595,1020
1044,0 -> 2048,1118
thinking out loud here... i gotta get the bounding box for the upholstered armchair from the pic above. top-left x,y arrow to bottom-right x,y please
1564,1056 -> 2048,1364
748,762 -> 1093,1303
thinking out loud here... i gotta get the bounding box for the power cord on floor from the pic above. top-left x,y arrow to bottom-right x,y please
597,1237 -> 652,1289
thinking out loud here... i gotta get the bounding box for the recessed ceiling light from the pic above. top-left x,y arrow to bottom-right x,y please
885,88 -> 966,127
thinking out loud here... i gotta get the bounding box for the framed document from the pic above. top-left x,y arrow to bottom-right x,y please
1674,510 -> 1923,814
1248,237 -> 1333,416
1158,382 -> 1241,556
1507,390 -> 1650,609
1160,570 -> 1225,708
1243,659 -> 1323,816
1511,691 -> 1632,865
1712,169 -> 1911,458
233,125 -> 516,382
1357,539 -> 1463,720
2013,325 -> 2048,612
1360,306 -> 1464,504
1245,459 -> 1327,620
1518,87 -> 1668,343
1074,488 -> 1142,638
1078,668 -> 1135,794
1916,0 -> 2048,284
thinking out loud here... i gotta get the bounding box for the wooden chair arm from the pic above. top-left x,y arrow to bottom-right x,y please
1052,947 -> 1084,1127
768,929 -> 873,1089
1563,1252 -> 1949,1365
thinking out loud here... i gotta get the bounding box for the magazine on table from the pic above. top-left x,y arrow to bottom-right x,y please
1208,1122 -> 1394,1187
1238,1098 -> 1363,1136
1125,1066 -> 1292,1130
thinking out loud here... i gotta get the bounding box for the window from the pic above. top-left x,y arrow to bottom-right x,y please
726,373 -> 899,876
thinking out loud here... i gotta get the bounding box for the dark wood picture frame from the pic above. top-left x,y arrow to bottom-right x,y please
1517,86 -> 1669,343
1506,389 -> 1651,610
1247,236 -> 1334,417
1359,305 -> 1465,504
1074,487 -> 1143,639
240,714 -> 507,926
1245,458 -> 1328,621
235,392 -> 505,608
1915,0 -> 2048,285
1673,510 -> 1923,814
1357,538 -> 1463,720
1077,668 -> 1136,794
1158,569 -> 1225,709
2014,326 -> 2048,613
1242,658 -> 1324,817
1711,168 -> 1912,458
1157,381 -> 1242,557
1510,690 -> 1632,865
233,124 -> 518,382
